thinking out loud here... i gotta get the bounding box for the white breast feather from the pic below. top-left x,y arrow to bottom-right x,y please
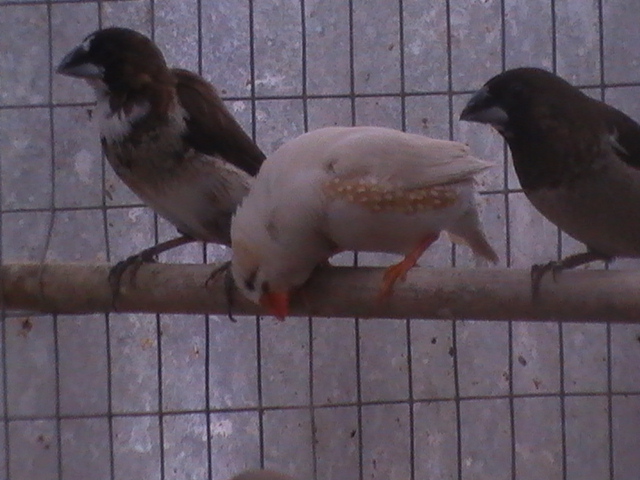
93,94 -> 187,142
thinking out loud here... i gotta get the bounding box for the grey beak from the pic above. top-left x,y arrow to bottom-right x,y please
460,87 -> 508,126
56,45 -> 103,79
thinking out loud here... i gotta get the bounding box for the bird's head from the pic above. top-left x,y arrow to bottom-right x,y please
460,67 -> 581,134
56,27 -> 171,96
230,201 -> 324,321
230,159 -> 330,321
230,238 -> 295,321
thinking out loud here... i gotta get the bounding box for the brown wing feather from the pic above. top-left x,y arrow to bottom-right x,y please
600,101 -> 640,171
172,68 -> 265,176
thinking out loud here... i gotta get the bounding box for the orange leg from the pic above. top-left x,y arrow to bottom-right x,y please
378,233 -> 440,301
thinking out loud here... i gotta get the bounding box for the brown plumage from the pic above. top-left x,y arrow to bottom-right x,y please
461,67 -> 640,290
57,27 -> 265,294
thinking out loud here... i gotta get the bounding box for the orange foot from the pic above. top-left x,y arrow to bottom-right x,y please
377,233 -> 440,301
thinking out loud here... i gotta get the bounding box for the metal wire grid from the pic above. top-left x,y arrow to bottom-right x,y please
1,0 -> 640,479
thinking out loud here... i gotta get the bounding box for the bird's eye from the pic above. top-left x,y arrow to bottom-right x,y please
80,34 -> 96,53
244,270 -> 257,291
509,82 -> 525,96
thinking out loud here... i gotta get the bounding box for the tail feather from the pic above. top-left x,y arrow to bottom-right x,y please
447,231 -> 498,263
446,206 -> 499,264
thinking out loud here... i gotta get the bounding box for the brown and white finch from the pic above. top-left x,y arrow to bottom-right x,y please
231,126 -> 498,320
230,470 -> 296,480
56,27 -> 265,290
460,67 -> 640,288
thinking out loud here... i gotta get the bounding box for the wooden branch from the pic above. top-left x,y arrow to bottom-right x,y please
0,263 -> 638,323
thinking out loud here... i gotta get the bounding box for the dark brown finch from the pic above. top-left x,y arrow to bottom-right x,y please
57,27 -> 265,297
461,67 -> 640,292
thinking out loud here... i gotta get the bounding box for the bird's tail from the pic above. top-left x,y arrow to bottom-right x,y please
448,230 -> 499,264
446,208 -> 499,264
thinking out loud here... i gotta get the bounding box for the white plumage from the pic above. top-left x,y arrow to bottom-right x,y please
231,126 -> 498,319
93,91 -> 153,142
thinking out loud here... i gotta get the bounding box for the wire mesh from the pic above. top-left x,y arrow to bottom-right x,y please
1,0 -> 640,479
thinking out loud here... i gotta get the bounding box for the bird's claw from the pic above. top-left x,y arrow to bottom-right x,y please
205,261 -> 230,288
530,260 -> 563,299
108,251 -> 157,305
204,261 -> 237,322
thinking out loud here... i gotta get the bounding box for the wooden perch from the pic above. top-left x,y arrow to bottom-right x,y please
1,263 -> 639,323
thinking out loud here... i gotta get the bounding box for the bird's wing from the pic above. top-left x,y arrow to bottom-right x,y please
172,68 -> 265,176
601,104 -> 640,171
325,126 -> 493,189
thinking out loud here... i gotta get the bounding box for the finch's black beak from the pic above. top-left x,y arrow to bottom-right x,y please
460,87 -> 508,126
56,45 -> 103,79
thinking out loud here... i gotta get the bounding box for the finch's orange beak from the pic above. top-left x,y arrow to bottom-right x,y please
259,291 -> 290,321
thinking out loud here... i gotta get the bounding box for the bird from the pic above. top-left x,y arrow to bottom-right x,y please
56,27 -> 265,296
460,67 -> 640,292
230,469 -> 296,480
230,126 -> 498,320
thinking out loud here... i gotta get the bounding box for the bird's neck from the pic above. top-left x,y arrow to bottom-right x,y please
506,123 -> 597,192
95,91 -> 149,140
94,80 -> 185,145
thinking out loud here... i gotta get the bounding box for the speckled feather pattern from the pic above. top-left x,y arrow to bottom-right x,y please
231,126 -> 498,305
323,177 -> 458,214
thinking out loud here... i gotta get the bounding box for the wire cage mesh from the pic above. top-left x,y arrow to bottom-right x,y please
1,0 -> 640,479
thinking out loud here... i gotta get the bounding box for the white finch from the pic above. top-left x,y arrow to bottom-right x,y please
231,126 -> 498,319
230,470 -> 296,480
